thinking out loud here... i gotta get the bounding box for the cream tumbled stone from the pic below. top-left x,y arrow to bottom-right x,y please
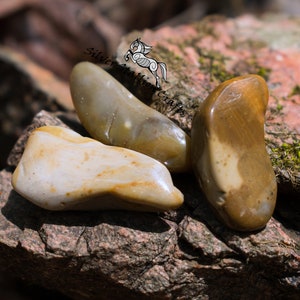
12,126 -> 184,211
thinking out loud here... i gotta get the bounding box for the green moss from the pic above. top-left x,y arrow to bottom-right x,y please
198,50 -> 234,83
256,66 -> 271,81
270,141 -> 300,172
154,44 -> 185,68
198,50 -> 271,83
230,36 -> 268,51
193,17 -> 220,39
276,103 -> 283,112
290,84 -> 300,96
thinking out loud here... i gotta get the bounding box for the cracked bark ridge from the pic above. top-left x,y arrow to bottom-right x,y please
0,110 -> 299,299
115,14 -> 300,194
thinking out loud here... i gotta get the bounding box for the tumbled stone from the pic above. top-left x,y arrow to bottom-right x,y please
191,75 -> 277,231
12,126 -> 183,211
70,62 -> 191,173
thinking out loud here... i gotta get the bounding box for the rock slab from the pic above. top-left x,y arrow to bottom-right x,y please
0,110 -> 299,300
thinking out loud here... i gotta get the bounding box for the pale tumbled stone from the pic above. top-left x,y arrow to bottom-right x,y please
12,126 -> 184,211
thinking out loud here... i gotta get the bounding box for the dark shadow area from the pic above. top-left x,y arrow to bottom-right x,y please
2,189 -> 171,234
273,191 -> 300,232
0,60 -> 66,170
0,273 -> 71,300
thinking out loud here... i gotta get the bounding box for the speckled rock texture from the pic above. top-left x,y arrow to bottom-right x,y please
1,14 -> 300,300
115,14 -> 300,194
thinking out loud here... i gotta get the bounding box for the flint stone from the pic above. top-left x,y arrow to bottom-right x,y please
115,13 -> 300,194
0,110 -> 299,299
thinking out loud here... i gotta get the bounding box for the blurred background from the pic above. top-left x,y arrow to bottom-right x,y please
1,0 -> 300,80
0,0 -> 300,299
